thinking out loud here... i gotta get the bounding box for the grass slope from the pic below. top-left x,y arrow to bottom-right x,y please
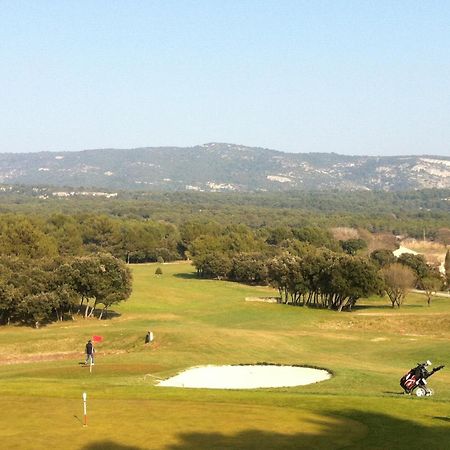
0,262 -> 449,449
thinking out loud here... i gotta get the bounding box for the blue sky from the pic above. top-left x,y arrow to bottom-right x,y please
1,1 -> 449,156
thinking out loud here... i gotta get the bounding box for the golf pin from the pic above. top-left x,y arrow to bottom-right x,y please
82,392 -> 87,426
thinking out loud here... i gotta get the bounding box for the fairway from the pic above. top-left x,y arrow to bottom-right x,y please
0,262 -> 449,449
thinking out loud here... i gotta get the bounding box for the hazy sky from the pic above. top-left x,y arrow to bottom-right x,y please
1,1 -> 449,156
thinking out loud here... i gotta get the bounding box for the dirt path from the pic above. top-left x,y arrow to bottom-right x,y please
412,289 -> 450,298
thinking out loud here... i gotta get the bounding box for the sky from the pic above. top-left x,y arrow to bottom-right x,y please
1,1 -> 449,156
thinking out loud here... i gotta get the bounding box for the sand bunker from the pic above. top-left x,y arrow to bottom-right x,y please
157,364 -> 331,389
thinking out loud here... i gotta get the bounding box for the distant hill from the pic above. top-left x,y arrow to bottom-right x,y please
0,143 -> 449,191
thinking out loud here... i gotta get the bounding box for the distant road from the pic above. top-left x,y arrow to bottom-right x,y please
412,289 -> 450,298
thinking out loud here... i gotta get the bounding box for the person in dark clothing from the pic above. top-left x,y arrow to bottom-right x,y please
85,340 -> 95,365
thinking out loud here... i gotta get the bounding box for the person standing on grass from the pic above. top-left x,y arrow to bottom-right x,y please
85,339 -> 95,365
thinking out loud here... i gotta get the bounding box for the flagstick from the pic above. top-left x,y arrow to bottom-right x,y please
82,392 -> 87,427
90,358 -> 93,374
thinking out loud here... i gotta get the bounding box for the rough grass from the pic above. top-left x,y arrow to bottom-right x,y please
0,262 -> 449,449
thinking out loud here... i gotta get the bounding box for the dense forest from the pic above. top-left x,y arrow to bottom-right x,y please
0,186 -> 448,326
1,186 -> 450,240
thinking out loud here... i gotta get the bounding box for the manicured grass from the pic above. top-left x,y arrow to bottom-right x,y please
0,262 -> 449,449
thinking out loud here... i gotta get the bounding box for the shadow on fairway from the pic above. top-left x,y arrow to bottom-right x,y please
73,414 -> 83,425
173,272 -> 197,280
353,303 -> 424,312
353,304 -> 394,311
82,442 -> 143,450
433,416 -> 450,423
93,309 -> 122,320
163,411 -> 450,450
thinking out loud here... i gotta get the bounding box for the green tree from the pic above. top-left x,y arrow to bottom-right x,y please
18,292 -> 56,328
196,253 -> 232,279
292,226 -> 339,251
70,254 -> 132,319
268,254 -> 307,304
370,249 -> 396,268
397,253 -> 431,286
95,254 -> 132,319
70,256 -> 103,317
0,283 -> 18,325
46,214 -> 83,256
266,227 -> 293,245
80,215 -> 121,255
340,238 -> 367,255
445,249 -> 450,289
0,215 -> 58,259
267,254 -> 291,303
229,253 -> 268,284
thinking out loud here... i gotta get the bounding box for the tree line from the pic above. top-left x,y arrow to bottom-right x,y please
0,204 -> 448,325
0,213 -> 352,263
1,187 -> 450,244
0,254 -> 131,328
192,245 -> 447,311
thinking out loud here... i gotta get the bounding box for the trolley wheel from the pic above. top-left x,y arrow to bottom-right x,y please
415,387 -> 427,397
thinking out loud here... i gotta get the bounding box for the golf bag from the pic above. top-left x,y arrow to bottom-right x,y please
400,362 -> 444,397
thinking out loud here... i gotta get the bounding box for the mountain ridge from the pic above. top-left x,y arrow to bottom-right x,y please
0,143 -> 449,192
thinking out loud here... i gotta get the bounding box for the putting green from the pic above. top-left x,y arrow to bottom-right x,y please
0,397 -> 366,449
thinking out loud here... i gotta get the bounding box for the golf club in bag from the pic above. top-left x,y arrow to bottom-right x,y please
400,360 -> 444,397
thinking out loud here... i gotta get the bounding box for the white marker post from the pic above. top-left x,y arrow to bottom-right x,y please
82,392 -> 87,427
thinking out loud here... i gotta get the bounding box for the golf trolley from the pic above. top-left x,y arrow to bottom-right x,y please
400,360 -> 444,397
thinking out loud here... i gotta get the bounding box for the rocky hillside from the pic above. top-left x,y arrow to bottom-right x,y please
0,143 -> 449,192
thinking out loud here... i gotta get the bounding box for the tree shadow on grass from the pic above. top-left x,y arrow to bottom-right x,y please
173,272 -> 198,280
85,308 -> 122,320
82,442 -> 143,450
99,309 -> 122,320
353,303 -> 424,312
337,410 -> 450,449
79,410 -> 450,450
352,304 -> 395,311
433,416 -> 450,423
163,410 -> 450,450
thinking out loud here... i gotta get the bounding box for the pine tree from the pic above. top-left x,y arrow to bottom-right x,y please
445,249 -> 450,288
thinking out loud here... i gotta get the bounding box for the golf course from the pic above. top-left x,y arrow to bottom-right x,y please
0,262 -> 449,449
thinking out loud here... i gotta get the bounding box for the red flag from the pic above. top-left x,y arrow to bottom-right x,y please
92,335 -> 103,343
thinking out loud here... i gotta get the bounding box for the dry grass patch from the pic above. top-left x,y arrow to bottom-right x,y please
401,238 -> 448,266
330,227 -> 359,241
0,351 -> 80,365
340,313 -> 450,336
367,232 -> 397,253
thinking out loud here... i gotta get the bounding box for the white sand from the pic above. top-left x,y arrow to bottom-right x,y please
157,365 -> 331,389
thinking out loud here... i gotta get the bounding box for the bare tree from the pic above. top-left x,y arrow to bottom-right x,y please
380,263 -> 416,308
421,276 -> 442,306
